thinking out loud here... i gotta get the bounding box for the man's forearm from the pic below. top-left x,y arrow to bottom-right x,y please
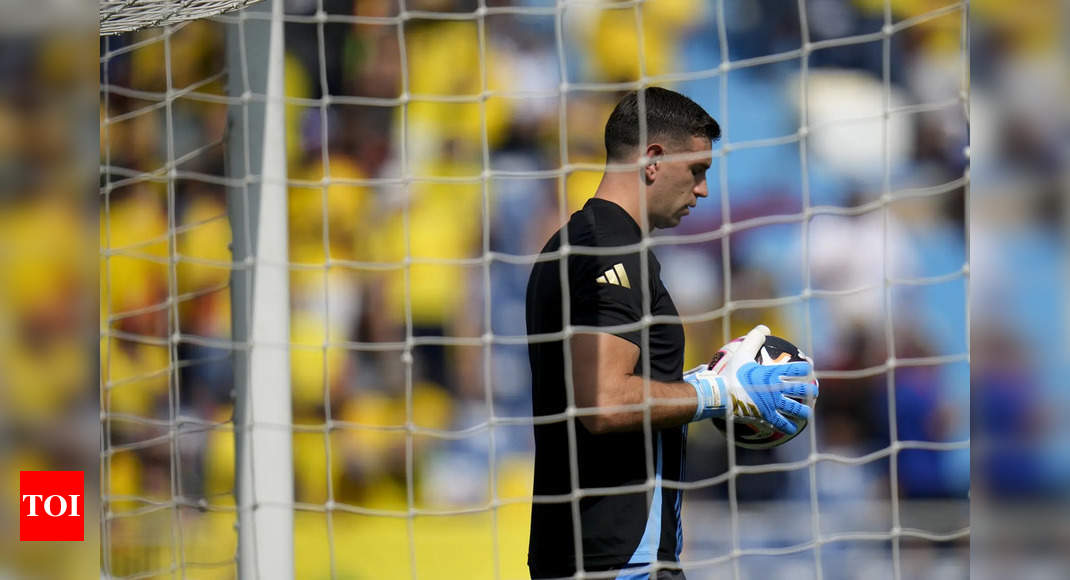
579,375 -> 698,433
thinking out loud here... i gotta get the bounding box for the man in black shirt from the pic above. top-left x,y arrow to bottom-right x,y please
526,87 -> 817,579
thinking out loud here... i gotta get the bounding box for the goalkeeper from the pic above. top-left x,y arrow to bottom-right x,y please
525,87 -> 817,579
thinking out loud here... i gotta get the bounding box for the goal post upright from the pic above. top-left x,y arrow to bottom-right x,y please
225,0 -> 294,577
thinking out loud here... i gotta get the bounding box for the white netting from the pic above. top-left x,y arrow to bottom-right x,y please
100,0 -> 970,577
99,0 -> 264,35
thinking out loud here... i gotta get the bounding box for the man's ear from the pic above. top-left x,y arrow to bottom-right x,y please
644,143 -> 663,183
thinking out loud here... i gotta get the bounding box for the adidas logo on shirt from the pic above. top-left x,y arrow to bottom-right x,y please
595,263 -> 631,288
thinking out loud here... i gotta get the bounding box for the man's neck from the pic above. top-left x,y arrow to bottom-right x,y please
593,172 -> 648,232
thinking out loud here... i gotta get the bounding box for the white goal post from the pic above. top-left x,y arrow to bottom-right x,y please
102,0 -> 294,578
223,0 -> 293,578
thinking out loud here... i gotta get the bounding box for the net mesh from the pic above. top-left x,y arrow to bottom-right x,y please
100,0 -> 264,35
100,0 -> 970,577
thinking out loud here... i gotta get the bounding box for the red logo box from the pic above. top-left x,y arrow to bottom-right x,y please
19,471 -> 84,541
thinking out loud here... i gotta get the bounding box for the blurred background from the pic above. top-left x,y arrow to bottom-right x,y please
1,0 -> 1065,578
0,0 -> 99,576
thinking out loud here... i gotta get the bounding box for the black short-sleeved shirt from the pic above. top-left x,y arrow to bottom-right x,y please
526,198 -> 687,577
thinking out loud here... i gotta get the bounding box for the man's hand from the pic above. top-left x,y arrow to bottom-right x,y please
682,325 -> 817,434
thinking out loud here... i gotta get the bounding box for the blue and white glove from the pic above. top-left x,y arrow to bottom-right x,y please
683,325 -> 817,435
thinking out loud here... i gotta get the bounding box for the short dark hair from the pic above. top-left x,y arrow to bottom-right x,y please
604,87 -> 720,161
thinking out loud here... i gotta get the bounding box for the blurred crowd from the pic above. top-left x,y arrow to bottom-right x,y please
82,0 -> 1062,577
0,23 -> 98,577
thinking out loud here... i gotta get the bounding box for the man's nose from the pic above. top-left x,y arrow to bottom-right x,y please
695,180 -> 708,197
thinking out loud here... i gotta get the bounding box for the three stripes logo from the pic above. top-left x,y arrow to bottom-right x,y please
595,263 -> 631,289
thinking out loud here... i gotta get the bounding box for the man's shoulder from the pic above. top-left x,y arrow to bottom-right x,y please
567,199 -> 640,248
534,206 -> 596,255
531,200 -> 640,271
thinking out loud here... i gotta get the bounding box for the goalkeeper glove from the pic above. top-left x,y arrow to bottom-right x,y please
683,325 -> 817,435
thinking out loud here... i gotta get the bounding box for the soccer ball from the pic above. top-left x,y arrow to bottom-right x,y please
708,334 -> 817,450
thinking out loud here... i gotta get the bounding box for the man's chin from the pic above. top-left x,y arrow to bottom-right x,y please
654,216 -> 682,229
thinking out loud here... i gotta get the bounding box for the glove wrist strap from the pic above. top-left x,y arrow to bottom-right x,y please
687,375 -> 727,422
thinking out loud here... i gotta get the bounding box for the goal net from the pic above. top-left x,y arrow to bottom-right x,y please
99,0 -> 969,578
